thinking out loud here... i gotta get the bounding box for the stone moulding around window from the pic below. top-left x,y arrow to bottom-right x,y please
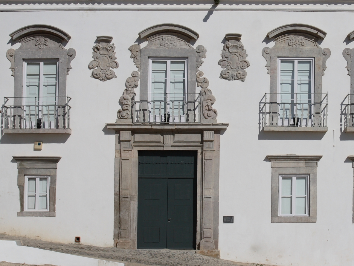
266,154 -> 322,223
13,156 -> 61,217
6,24 -> 76,103
261,23 -> 330,132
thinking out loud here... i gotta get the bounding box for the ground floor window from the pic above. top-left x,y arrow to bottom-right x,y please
25,176 -> 50,211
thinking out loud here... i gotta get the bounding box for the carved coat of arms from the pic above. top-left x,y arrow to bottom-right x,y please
88,36 -> 119,82
218,34 -> 250,82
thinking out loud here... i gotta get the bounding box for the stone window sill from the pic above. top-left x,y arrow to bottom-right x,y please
17,211 -> 56,217
263,126 -> 328,132
272,216 -> 316,223
3,129 -> 71,134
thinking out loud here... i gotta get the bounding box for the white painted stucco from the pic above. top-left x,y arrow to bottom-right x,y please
0,2 -> 354,265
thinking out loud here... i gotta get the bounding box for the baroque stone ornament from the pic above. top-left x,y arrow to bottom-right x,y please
129,44 -> 141,70
117,71 -> 139,121
88,36 -> 119,82
146,34 -> 192,49
6,48 -> 15,76
218,33 -> 250,82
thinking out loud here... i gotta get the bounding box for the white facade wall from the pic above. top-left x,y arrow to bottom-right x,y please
0,2 -> 354,265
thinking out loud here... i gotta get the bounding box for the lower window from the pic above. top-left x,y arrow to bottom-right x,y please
25,176 -> 50,211
13,156 -> 60,217
279,175 -> 309,216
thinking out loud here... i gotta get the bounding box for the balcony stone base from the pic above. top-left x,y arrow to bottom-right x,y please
3,129 -> 72,134
264,126 -> 328,132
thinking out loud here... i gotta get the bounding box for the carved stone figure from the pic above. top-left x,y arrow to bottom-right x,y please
218,34 -> 250,82
117,71 -> 140,121
6,49 -> 15,76
343,48 -> 352,76
88,36 -> 119,82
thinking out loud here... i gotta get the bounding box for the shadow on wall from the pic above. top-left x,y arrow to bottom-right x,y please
0,134 -> 70,144
258,131 -> 326,140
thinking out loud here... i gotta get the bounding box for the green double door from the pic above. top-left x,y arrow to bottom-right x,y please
137,151 -> 196,249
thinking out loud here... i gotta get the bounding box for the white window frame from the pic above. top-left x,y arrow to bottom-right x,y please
148,58 -> 188,102
24,176 -> 50,212
23,59 -> 59,106
278,175 -> 309,217
277,58 -> 315,98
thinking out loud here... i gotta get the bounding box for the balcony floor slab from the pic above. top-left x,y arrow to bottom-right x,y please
263,126 -> 328,132
3,129 -> 72,134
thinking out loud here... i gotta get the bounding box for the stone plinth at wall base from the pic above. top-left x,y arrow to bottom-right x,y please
263,126 -> 328,132
115,240 -> 134,249
196,250 -> 220,259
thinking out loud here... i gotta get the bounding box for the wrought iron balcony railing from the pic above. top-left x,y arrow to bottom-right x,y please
131,93 -> 202,123
259,93 -> 328,129
1,96 -> 71,132
341,94 -> 354,131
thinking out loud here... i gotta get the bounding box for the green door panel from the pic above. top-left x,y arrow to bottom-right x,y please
137,178 -> 167,249
167,178 -> 195,249
137,151 -> 196,249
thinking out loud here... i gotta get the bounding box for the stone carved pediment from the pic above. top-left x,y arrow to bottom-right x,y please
218,33 -> 250,82
139,24 -> 198,49
88,36 -> 119,82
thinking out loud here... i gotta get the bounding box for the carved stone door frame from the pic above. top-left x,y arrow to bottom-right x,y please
107,124 -> 228,254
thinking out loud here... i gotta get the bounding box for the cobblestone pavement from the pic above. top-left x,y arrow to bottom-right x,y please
0,234 -> 276,266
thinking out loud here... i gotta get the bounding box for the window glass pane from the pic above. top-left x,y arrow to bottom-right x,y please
296,177 -> 307,196
280,61 -> 294,119
27,178 -> 36,193
43,63 -> 57,75
26,63 -> 40,75
296,197 -> 306,215
281,198 -> 292,215
27,196 -> 36,209
151,61 -> 167,102
39,178 -> 47,193
281,177 -> 292,196
39,195 -> 47,210
169,61 -> 185,116
296,61 -> 311,118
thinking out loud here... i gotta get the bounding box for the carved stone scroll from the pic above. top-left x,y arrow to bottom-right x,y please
197,71 -> 217,123
117,71 -> 140,122
6,49 -> 15,76
322,48 -> 331,76
196,45 -> 207,70
129,44 -> 141,71
218,34 -> 250,82
343,48 -> 352,76
88,36 -> 119,82
262,47 -> 271,75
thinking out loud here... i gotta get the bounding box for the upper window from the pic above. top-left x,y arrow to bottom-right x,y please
4,24 -> 75,133
261,24 -> 330,131
25,176 -> 50,212
23,60 -> 58,128
279,175 -> 309,216
149,59 -> 187,122
278,58 -> 314,127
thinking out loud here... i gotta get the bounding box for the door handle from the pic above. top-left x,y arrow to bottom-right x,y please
168,218 -> 171,222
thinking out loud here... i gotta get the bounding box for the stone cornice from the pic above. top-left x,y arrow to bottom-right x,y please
267,24 -> 326,40
10,24 -> 71,42
139,24 -> 199,41
266,155 -> 322,161
13,156 -> 61,163
106,123 -> 229,132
